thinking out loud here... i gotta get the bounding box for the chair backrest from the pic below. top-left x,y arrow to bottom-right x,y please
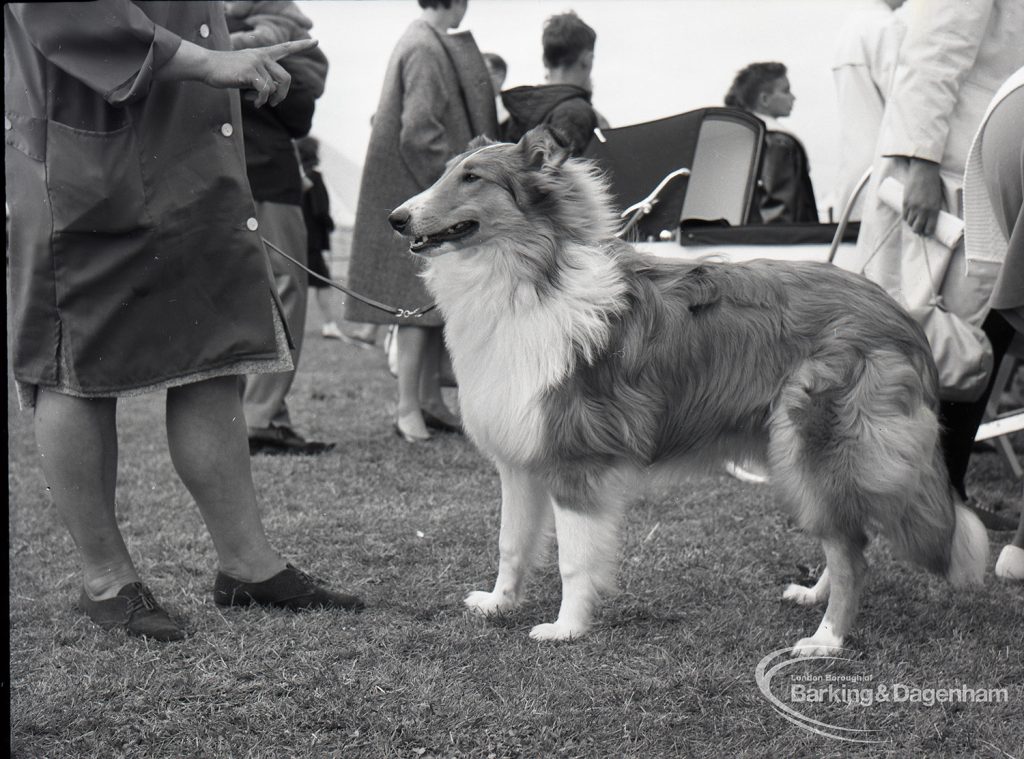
582,107 -> 764,240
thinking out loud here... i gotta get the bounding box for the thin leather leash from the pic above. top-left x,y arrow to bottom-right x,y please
261,237 -> 437,319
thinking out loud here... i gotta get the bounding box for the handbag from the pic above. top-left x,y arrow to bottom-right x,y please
908,235 -> 993,403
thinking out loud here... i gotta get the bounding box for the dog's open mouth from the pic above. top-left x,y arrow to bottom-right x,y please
410,220 -> 479,253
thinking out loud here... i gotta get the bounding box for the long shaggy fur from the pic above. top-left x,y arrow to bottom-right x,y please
390,127 -> 988,650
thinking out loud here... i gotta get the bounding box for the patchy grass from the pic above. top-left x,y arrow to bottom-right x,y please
8,307 -> 1024,758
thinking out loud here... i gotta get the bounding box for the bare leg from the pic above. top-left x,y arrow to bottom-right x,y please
165,376 -> 285,583
314,287 -> 339,326
34,390 -> 138,599
465,461 -> 553,615
395,325 -> 430,438
792,537 -> 867,656
419,327 -> 457,418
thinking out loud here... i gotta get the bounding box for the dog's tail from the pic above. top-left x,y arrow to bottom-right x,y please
775,349 -> 988,586
867,443 -> 987,587
840,354 -> 988,587
885,451 -> 988,587
945,500 -> 988,587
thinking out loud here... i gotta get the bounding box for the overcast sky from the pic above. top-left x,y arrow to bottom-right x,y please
296,0 -> 882,222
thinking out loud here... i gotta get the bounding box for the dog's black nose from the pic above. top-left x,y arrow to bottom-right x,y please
389,208 -> 410,232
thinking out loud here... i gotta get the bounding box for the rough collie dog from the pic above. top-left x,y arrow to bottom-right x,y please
388,127 -> 987,655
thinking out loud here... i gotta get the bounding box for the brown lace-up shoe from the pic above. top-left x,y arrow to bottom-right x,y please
78,582 -> 186,642
212,564 -> 365,612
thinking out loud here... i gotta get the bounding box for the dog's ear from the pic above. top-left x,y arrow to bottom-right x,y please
467,134 -> 497,151
519,126 -> 570,171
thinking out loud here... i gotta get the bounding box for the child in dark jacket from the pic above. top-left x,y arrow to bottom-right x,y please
501,12 -> 601,156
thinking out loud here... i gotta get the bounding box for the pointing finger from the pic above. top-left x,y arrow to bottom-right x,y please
266,38 -> 318,61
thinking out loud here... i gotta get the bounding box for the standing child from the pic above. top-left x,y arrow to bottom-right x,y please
501,11 -> 600,157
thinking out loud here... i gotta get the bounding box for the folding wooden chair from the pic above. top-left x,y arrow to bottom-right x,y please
976,333 -> 1024,480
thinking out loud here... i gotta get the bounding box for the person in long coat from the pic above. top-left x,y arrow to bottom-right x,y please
5,1 -> 362,642
344,0 -> 498,442
833,0 -> 1024,518
830,0 -> 907,221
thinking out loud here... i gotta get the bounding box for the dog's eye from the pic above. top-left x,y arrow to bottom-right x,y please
462,172 -> 480,183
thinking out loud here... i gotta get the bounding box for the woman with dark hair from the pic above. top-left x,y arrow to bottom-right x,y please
726,62 -> 818,224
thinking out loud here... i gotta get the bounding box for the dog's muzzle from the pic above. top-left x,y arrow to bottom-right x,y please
389,208 -> 411,233
389,207 -> 480,254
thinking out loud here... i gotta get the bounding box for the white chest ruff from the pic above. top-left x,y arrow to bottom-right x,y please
427,243 -> 625,464
448,306 -> 573,464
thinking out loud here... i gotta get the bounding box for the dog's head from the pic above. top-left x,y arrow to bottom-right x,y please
388,126 -> 618,259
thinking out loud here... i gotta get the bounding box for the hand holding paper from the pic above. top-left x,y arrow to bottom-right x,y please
878,176 -> 964,250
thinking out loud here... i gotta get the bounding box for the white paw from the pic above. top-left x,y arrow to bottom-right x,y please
529,621 -> 588,641
782,583 -> 825,606
995,545 -> 1024,581
791,632 -> 844,657
464,590 -> 517,616
724,461 -> 769,483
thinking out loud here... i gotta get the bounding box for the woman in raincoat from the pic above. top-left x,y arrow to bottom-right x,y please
5,0 -> 362,641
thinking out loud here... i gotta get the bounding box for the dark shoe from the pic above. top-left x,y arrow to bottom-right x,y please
248,425 -> 334,455
421,408 -> 463,434
212,564 -> 365,612
77,582 -> 186,642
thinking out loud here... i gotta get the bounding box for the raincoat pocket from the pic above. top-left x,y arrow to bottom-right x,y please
46,119 -> 152,234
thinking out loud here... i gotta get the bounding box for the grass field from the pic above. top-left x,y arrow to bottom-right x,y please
8,299 -> 1024,759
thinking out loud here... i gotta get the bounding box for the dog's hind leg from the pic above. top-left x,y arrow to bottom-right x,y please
782,566 -> 830,607
465,460 -> 553,616
769,366 -> 869,655
792,536 -> 867,656
530,489 -> 624,642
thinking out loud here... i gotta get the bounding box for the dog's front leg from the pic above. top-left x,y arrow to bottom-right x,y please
465,460 -> 553,616
530,498 -> 621,642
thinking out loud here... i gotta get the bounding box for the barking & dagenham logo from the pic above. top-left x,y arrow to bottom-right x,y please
754,647 -> 1010,744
